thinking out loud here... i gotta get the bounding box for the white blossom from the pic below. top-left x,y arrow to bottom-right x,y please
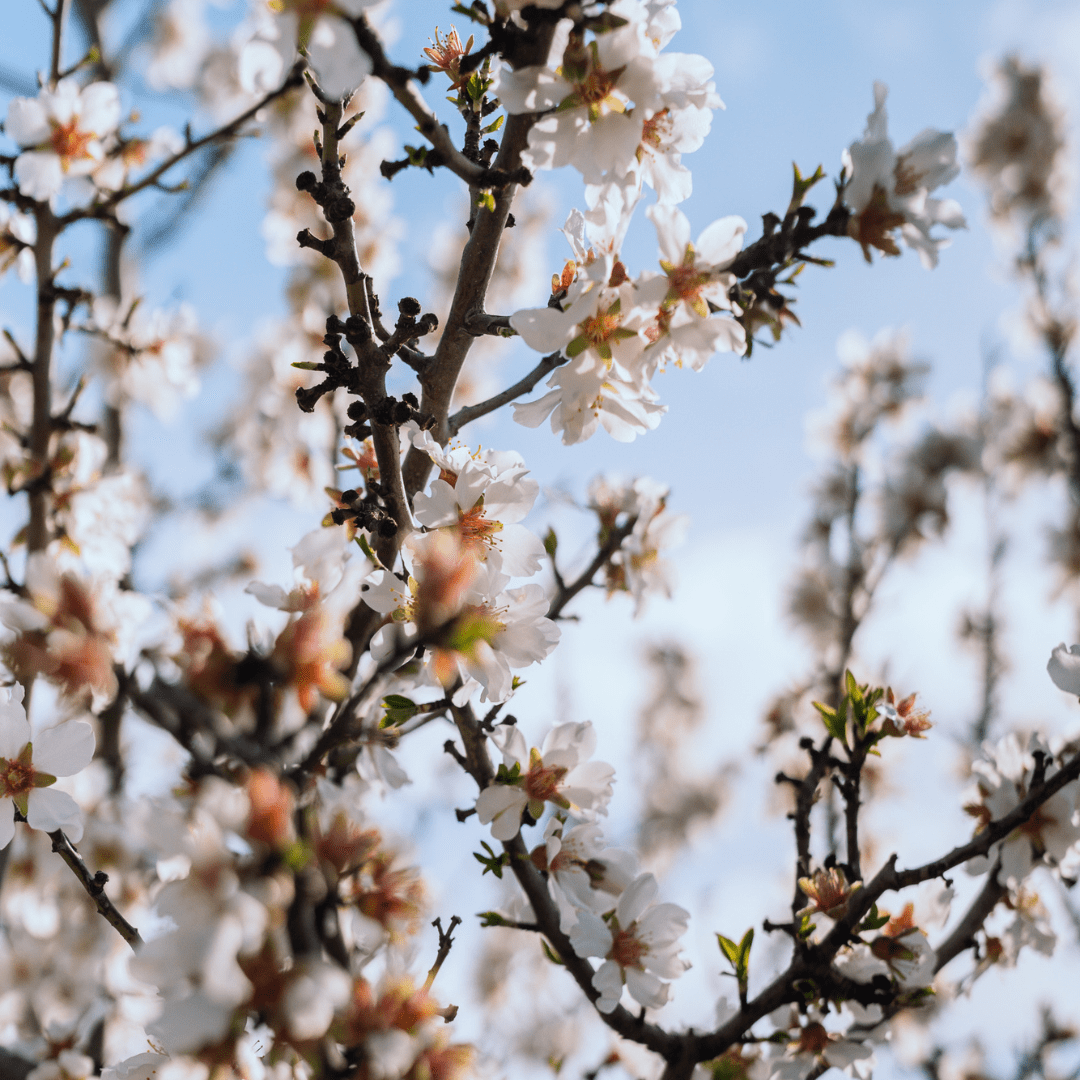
476,721 -> 614,840
0,686 -> 95,846
568,871 -> 689,1012
842,82 -> 965,268
6,79 -> 122,202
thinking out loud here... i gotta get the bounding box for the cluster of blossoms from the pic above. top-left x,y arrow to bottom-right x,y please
474,715 -> 693,1013
496,5 -> 964,445
492,0 -> 747,443
363,430 -> 559,703
4,0 -> 1080,1077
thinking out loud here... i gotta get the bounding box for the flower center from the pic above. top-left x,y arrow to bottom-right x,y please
1,755 -> 34,798
798,1024 -> 829,1056
848,185 -> 905,259
640,108 -> 671,151
609,927 -> 644,969
523,759 -> 568,803
457,504 -> 503,551
50,119 -> 94,163
1017,803 -> 1056,842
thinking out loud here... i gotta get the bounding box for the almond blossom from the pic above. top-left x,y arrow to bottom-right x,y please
568,871 -> 689,1012
90,301 -> 204,420
0,204 -> 35,283
365,532 -> 559,702
835,925 -> 936,991
842,82 -> 965,268
964,733 -> 1080,885
1,554 -> 119,701
410,432 -> 546,578
475,721 -> 614,841
245,528 -> 369,714
642,203 -> 746,370
766,1008 -> 874,1080
512,277 -> 667,443
529,819 -> 636,917
0,686 -> 95,847
5,79 -> 122,202
1047,641 -> 1080,696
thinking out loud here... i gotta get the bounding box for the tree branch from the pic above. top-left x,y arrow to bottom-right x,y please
546,517 -> 637,621
349,15 -> 529,191
932,868 -> 1007,974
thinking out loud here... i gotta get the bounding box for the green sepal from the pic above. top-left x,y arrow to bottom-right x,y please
494,761 -> 522,784
856,902 -> 890,934
541,939 -> 564,965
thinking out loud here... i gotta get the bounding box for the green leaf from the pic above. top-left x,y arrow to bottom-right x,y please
450,2 -> 491,26
478,911 -> 508,927
354,532 -> 379,564
736,927 -> 754,982
290,361 -> 322,370
845,668 -> 861,702
477,189 -> 495,212
856,903 -> 890,934
543,528 -> 558,557
813,700 -> 847,746
380,694 -> 419,727
481,114 -> 505,134
716,933 -> 740,969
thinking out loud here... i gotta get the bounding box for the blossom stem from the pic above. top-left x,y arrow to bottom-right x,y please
547,516 -> 637,621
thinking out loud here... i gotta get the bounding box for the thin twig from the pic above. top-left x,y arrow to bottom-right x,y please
423,914 -> 462,993
546,518 -> 637,621
48,827 -> 143,949
448,350 -> 565,436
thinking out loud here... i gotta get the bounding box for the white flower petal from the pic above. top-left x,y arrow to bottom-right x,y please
32,719 -> 95,776
26,787 -> 84,839
0,800 -> 14,849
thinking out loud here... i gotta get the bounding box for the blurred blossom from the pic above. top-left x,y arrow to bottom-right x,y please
968,57 -> 1069,228
842,82 -> 965,269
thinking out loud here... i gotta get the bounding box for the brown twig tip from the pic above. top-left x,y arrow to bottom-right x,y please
423,914 -> 463,995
